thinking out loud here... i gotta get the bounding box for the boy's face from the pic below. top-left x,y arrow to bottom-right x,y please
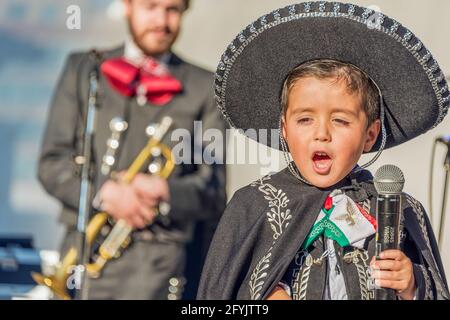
282,77 -> 380,189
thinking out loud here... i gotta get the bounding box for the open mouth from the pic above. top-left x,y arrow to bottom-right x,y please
312,151 -> 333,174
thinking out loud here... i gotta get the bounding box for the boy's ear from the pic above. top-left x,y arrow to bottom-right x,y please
363,119 -> 381,152
281,116 -> 287,142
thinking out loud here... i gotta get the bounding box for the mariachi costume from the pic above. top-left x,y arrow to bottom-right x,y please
197,1 -> 449,300
38,40 -> 227,299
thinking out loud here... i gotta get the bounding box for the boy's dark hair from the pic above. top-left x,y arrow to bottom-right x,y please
281,59 -> 380,125
185,0 -> 191,10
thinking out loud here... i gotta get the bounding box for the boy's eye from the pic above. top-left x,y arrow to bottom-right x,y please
333,119 -> 350,126
143,2 -> 157,10
297,118 -> 312,124
167,6 -> 183,13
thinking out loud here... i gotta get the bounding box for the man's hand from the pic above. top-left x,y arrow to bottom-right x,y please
370,249 -> 416,300
97,179 -> 157,229
130,173 -> 170,206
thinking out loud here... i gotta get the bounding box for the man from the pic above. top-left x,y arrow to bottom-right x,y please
38,0 -> 227,299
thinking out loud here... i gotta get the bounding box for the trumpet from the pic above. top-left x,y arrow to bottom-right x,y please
32,116 -> 175,300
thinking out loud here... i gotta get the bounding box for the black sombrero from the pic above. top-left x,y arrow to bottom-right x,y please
214,1 -> 449,152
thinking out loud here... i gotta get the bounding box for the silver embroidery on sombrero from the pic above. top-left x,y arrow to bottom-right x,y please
214,2 -> 449,134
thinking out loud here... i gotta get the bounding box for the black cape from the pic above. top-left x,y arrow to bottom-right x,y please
197,167 -> 449,300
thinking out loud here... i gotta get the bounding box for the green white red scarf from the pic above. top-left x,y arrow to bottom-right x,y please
302,190 -> 377,250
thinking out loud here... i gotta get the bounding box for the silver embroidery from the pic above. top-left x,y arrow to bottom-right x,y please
412,40 -> 423,52
443,95 -> 450,104
260,15 -> 268,26
288,4 -> 297,16
331,3 -> 340,14
362,8 -> 373,19
422,50 -> 432,63
249,252 -> 272,300
228,43 -> 236,53
403,31 -> 413,42
419,264 -> 434,300
291,250 -> 308,300
436,72 -> 445,83
429,61 -> 439,73
405,194 -> 445,286
273,10 -> 281,22
405,195 -> 431,249
297,254 -> 313,300
319,2 -> 326,12
251,176 -> 292,240
249,23 -> 257,34
304,2 -> 312,13
377,14 -> 385,27
248,174 -> 293,299
238,31 -> 246,43
347,4 -> 355,16
343,249 -> 374,300
390,21 -> 400,33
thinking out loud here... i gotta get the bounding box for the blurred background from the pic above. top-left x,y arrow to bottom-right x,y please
0,0 -> 449,291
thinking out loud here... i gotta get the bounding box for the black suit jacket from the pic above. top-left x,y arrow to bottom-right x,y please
38,46 -> 227,245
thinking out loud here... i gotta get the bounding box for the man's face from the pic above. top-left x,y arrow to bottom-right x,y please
282,77 -> 380,188
124,0 -> 186,56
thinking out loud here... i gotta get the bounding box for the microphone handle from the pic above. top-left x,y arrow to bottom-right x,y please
375,193 -> 402,300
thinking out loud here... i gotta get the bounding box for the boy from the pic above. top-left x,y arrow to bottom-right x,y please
197,2 -> 449,300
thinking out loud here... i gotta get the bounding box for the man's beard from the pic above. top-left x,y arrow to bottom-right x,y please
127,19 -> 177,57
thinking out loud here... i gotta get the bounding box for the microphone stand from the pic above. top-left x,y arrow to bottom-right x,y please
75,53 -> 101,300
438,147 -> 450,249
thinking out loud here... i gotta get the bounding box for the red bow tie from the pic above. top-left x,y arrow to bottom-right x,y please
101,57 -> 183,106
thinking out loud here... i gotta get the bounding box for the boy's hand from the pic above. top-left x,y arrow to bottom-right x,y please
265,286 -> 292,300
370,249 -> 416,300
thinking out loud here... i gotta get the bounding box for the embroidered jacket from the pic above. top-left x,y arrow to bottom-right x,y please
197,167 -> 449,300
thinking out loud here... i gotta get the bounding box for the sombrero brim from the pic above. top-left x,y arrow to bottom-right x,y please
214,1 -> 449,151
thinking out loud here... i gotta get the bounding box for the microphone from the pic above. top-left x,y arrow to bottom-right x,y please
373,164 -> 405,300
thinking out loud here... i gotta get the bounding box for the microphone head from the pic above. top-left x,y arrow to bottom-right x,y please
374,164 -> 405,195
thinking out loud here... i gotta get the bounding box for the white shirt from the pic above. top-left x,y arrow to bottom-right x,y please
123,38 -> 171,68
